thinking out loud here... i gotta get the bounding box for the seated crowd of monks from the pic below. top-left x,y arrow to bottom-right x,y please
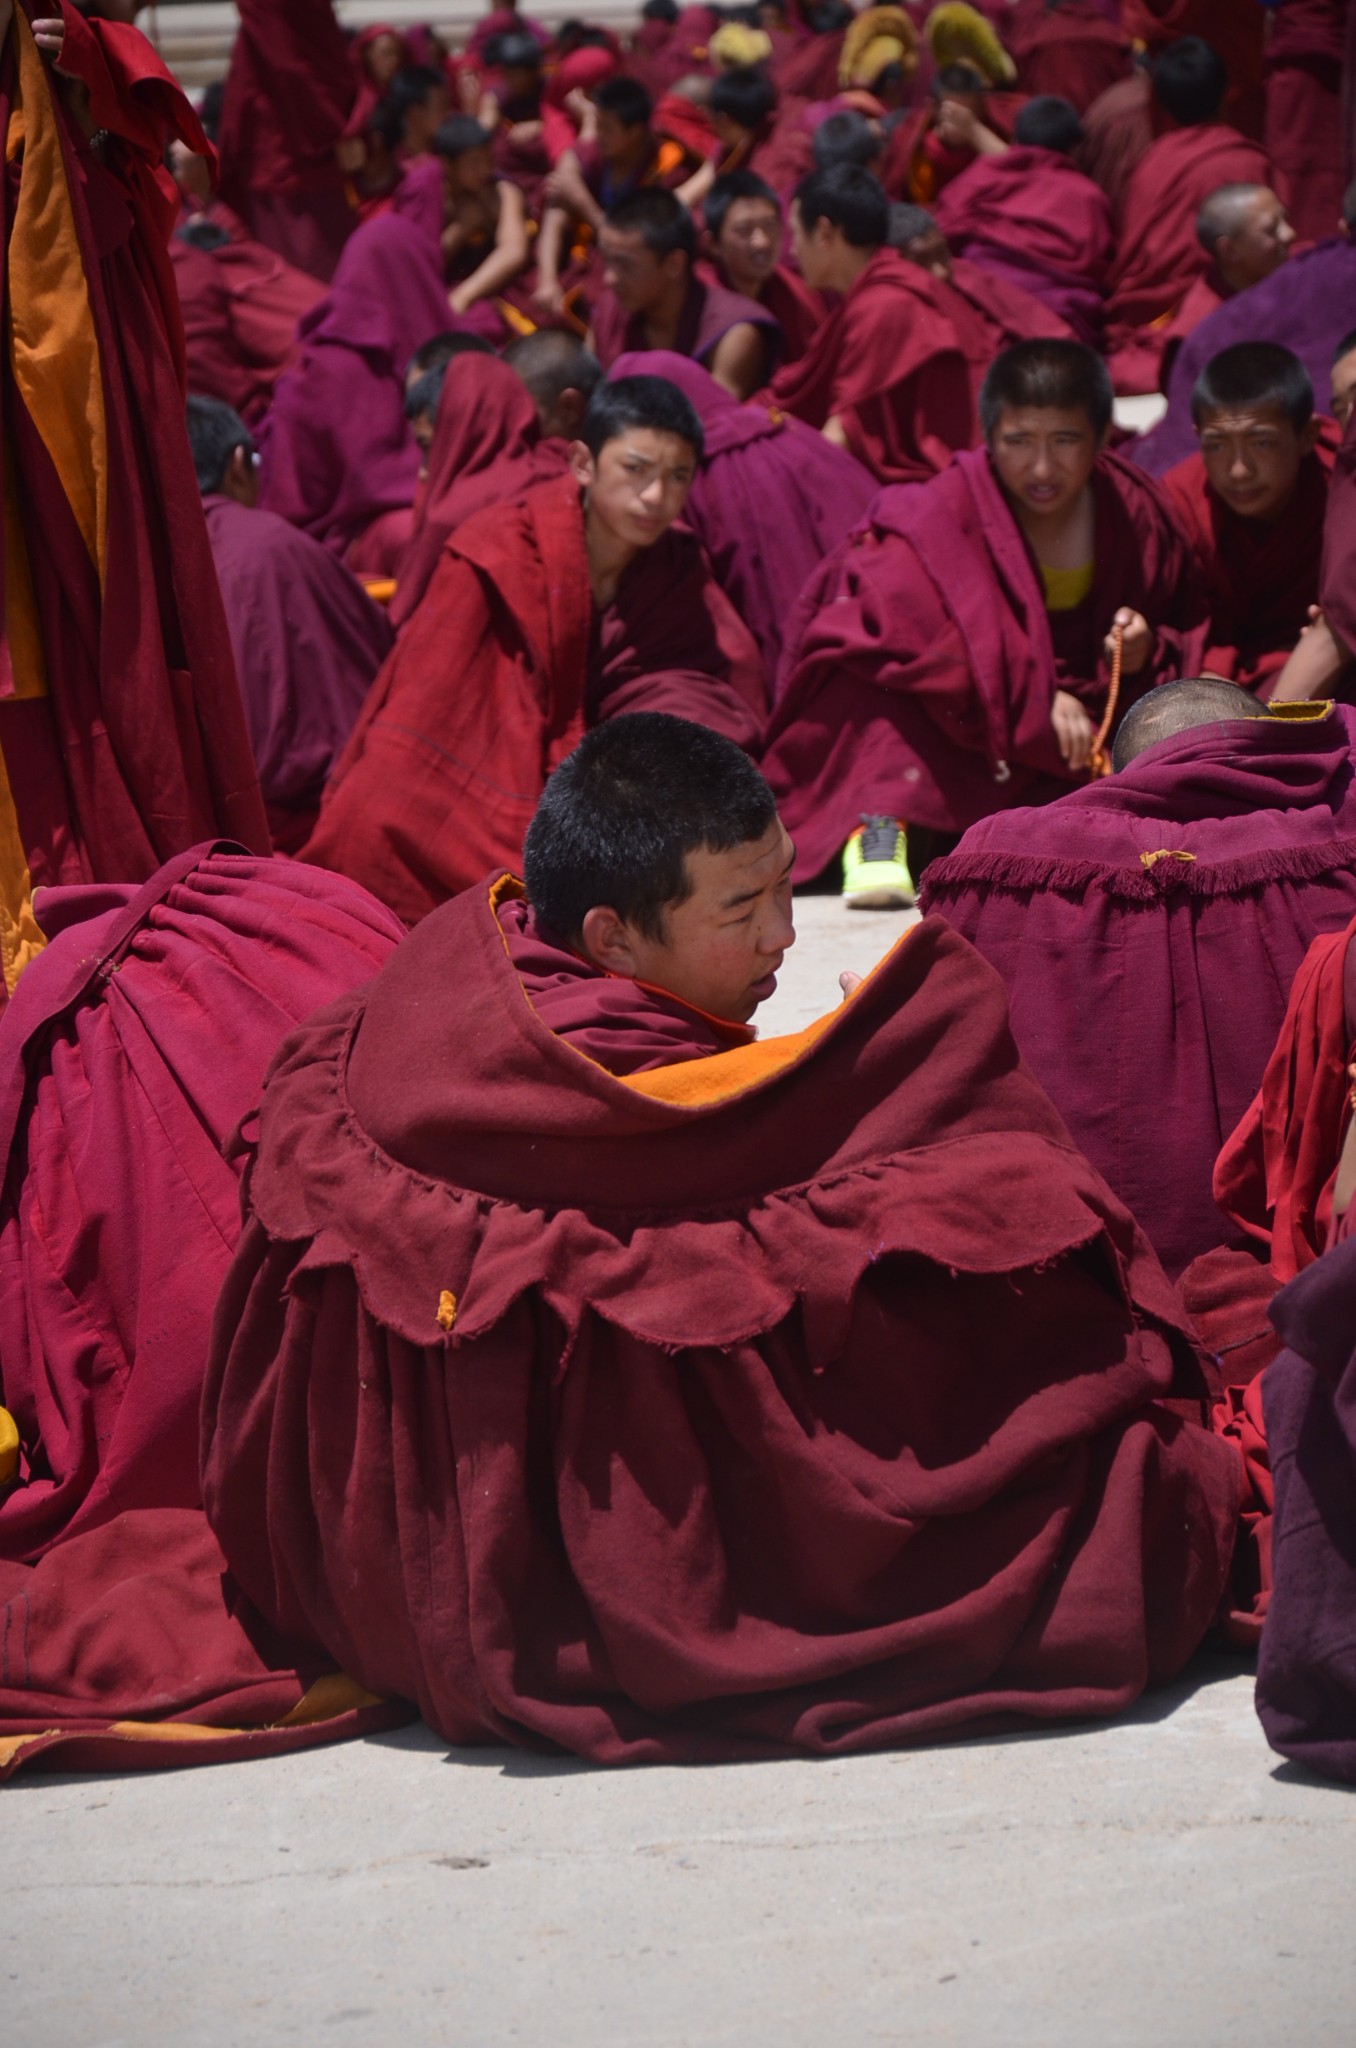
2,0 -> 1356,1787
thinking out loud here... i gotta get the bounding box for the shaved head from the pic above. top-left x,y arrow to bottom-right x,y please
503,330 -> 603,440
1111,678 -> 1270,773
1195,185 -> 1293,292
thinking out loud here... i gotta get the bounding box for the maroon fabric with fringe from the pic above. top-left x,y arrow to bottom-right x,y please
201,888 -> 1239,1764
920,710 -> 1356,1281
761,446 -> 1203,869
0,847 -> 410,1771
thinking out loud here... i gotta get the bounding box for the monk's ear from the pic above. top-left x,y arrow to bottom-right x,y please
1302,417 -> 1323,457
568,440 -> 596,491
579,905 -> 638,977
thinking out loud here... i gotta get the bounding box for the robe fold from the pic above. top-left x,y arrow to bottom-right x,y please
767,247 -> 974,482
1255,1235 -> 1356,1784
172,205 -> 327,425
1264,0 -> 1347,244
1162,429 -> 1338,694
1077,69 -> 1152,214
920,708 -> 1356,1281
762,447 -> 1204,875
0,845 -> 411,1778
705,259 -> 826,367
589,272 -> 783,376
934,147 -> 1115,347
0,5 -> 269,1006
1106,124 -> 1273,392
1008,0 -> 1131,114
610,350 -> 875,678
935,258 -> 1077,402
203,497 -> 394,851
257,215 -> 449,563
200,880 -> 1239,1765
217,0 -> 357,282
391,357 -> 570,630
303,475 -> 767,925
1120,1 -> 1266,139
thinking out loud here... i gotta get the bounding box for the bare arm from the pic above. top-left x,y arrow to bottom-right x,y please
1271,610 -> 1353,702
675,155 -> 717,213
544,149 -> 603,232
706,321 -> 769,403
448,181 -> 530,314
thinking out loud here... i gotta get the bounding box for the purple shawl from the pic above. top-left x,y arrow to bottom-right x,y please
921,706 -> 1356,1278
610,351 -> 876,677
1133,239 -> 1356,476
257,215 -> 449,553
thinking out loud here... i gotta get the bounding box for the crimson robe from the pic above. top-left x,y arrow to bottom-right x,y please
1265,0 -> 1347,243
1120,0 -> 1267,138
1078,69 -> 1152,214
391,357 -> 570,630
1008,0 -> 1131,114
1162,429 -> 1338,694
934,146 -> 1115,347
172,203 -> 326,425
0,5 -> 269,1009
704,257 -> 826,367
589,271 -> 783,377
303,475 -> 767,924
1105,124 -> 1272,392
880,94 -> 1026,208
762,447 -> 1204,874
0,846 -> 411,1777
200,878 -> 1239,1765
767,247 -> 975,483
217,0 -> 357,282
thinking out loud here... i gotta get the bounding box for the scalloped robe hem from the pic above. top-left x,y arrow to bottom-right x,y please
200,877 -> 1242,1765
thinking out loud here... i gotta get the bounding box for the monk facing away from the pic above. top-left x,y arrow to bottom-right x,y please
1162,343 -> 1338,697
303,376 -> 766,926
202,712 -> 1239,1766
761,339 -> 1204,906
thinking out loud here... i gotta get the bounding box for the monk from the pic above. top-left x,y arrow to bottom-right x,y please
1162,344 -> 1338,696
427,115 -> 531,330
1123,181 -> 1297,399
502,327 -> 605,440
879,61 -> 1019,206
1105,39 -> 1272,395
769,164 -> 975,483
761,339 -> 1204,901
1331,329 -> 1356,436
170,213 -> 326,427
479,31 -> 551,208
217,0 -> 356,281
609,350 -> 874,676
1120,0 -> 1266,139
256,214 -> 450,577
932,95 -> 1114,345
302,377 -> 766,924
588,189 -> 781,399
392,353 -> 572,629
671,62 -> 780,215
1006,0 -> 1130,115
0,1 -> 269,1005
921,682 -> 1356,1282
202,711 -> 1239,1767
703,169 -> 826,365
0,845 -> 412,1776
402,330 -> 496,451
1264,0 -> 1346,246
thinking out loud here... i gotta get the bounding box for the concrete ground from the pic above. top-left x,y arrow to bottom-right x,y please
9,896 -> 1356,2048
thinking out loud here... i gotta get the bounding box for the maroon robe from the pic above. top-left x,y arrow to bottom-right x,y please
767,247 -> 975,483
937,257 -> 1079,406
1008,0 -> 1131,114
1105,124 -> 1273,392
1078,69 -> 1152,214
1321,408 -> 1356,654
0,846 -> 411,1776
304,475 -> 767,924
203,497 -> 394,851
589,270 -> 784,377
762,447 -> 1205,875
200,878 -> 1239,1765
217,0 -> 357,282
172,204 -> 326,425
705,257 -> 826,367
1121,0 -> 1267,138
1162,429 -> 1338,694
934,146 -> 1115,347
1265,0 -> 1347,243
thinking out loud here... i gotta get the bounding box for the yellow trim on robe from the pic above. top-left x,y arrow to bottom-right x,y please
1040,560 -> 1095,613
0,1403 -> 18,1488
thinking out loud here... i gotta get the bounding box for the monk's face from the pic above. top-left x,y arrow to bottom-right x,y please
571,427 -> 698,550
445,146 -> 496,199
596,112 -> 648,169
1196,405 -> 1318,523
790,202 -> 843,293
1332,350 -> 1356,435
599,227 -> 685,313
988,406 -> 1102,520
1216,191 -> 1294,292
715,198 -> 781,293
585,818 -> 797,1023
404,85 -> 452,157
364,33 -> 405,90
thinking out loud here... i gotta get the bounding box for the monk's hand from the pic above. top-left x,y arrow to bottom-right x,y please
336,135 -> 367,176
839,971 -> 863,1001
1051,689 -> 1095,773
531,276 -> 565,316
32,16 -> 66,65
1107,607 -> 1154,675
934,98 -> 981,148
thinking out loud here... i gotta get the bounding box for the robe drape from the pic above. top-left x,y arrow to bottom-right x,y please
934,146 -> 1114,347
1120,0 -> 1266,139
589,271 -> 783,376
761,447 -> 1204,874
172,203 -> 326,425
1264,0 -> 1347,244
1008,0 -> 1130,114
303,475 -> 766,924
200,881 -> 1239,1765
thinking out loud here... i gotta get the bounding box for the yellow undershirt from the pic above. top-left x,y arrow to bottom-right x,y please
1041,561 -> 1096,612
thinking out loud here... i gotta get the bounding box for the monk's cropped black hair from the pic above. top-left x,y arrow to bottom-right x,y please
1190,342 -> 1314,431
1013,96 -> 1083,156
887,201 -> 940,250
433,114 -> 492,159
407,330 -> 496,385
595,76 -> 653,129
812,109 -> 883,172
387,65 -> 449,116
1149,36 -> 1226,127
605,187 -> 698,261
185,394 -> 253,495
524,714 -> 777,942
581,375 -> 704,460
931,62 -> 987,99
793,164 -> 888,249
484,29 -> 542,70
706,168 -> 780,241
979,339 -> 1114,440
1111,677 -> 1268,775
711,66 -> 778,134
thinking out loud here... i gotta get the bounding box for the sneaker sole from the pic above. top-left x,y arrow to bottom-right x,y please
843,886 -> 916,910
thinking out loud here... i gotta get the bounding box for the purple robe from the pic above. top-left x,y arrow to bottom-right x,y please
257,215 -> 450,556
609,351 -> 876,679
921,707 -> 1356,1279
202,498 -> 394,848
1132,239 -> 1356,476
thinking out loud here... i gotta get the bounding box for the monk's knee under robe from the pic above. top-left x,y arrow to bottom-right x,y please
202,884 -> 1241,1764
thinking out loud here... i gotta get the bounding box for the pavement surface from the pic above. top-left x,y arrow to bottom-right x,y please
9,895 -> 1356,2047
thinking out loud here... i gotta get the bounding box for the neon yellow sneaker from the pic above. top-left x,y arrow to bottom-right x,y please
841,816 -> 916,909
